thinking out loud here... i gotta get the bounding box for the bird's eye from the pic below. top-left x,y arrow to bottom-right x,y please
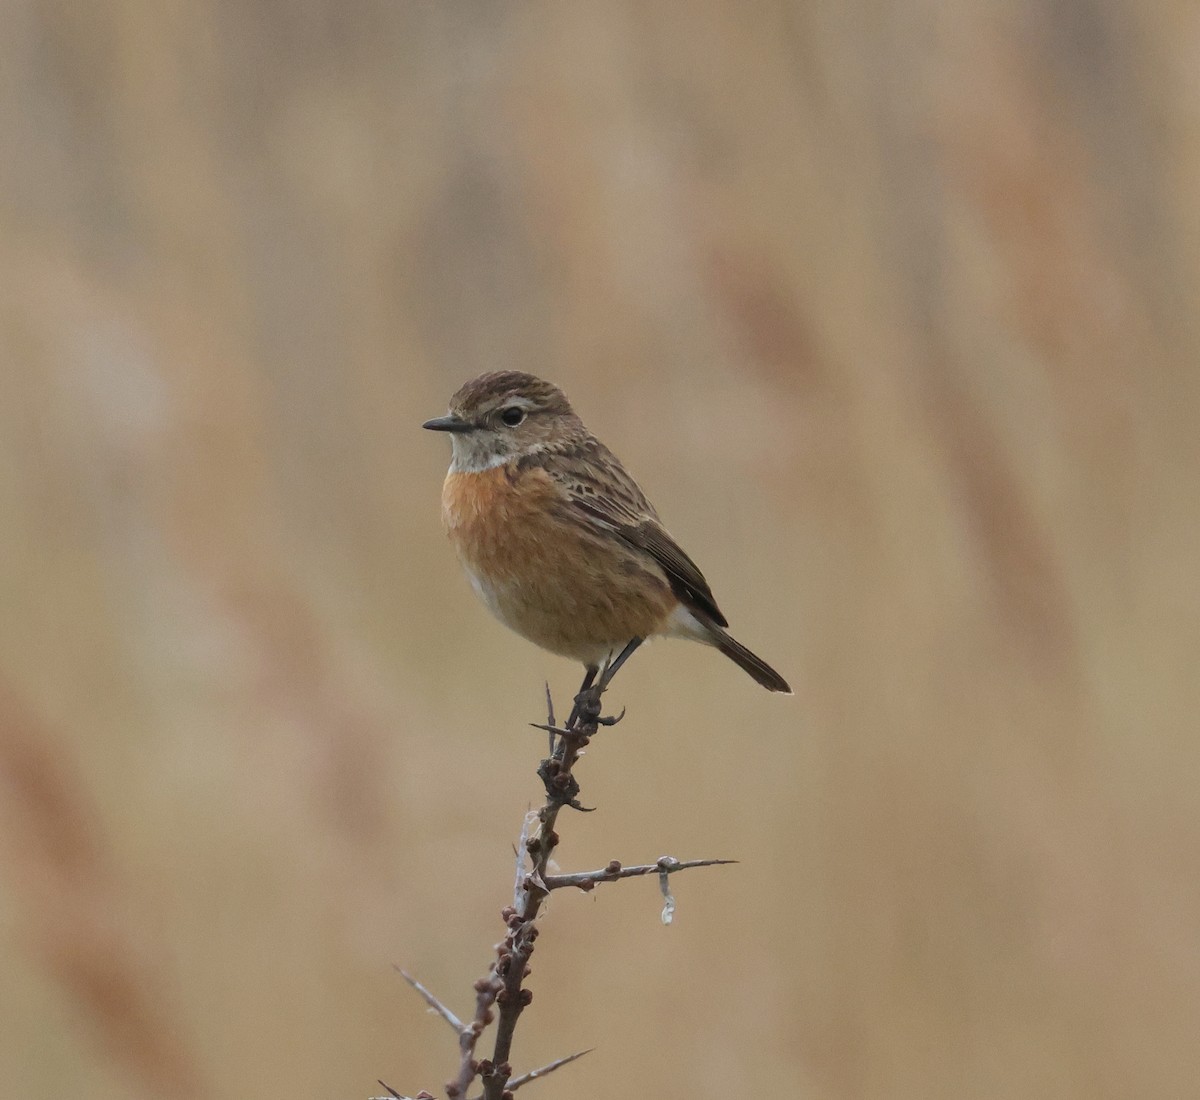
500,406 -> 525,427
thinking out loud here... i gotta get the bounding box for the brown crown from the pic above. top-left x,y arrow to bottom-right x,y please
450,371 -> 575,417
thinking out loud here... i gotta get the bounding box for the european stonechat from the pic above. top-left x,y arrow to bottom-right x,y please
424,371 -> 791,697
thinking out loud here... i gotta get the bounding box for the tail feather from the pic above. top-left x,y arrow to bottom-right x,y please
713,628 -> 792,694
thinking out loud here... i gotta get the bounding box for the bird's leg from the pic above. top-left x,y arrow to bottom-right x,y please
538,645 -> 640,809
564,665 -> 599,731
582,637 -> 642,726
598,637 -> 643,689
543,680 -> 557,755
529,666 -> 598,748
531,639 -> 649,744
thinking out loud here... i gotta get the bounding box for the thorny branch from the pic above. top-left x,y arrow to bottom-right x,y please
394,676 -> 733,1099
543,855 -> 738,892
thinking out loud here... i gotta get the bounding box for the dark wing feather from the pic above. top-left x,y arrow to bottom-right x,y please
537,438 -> 729,628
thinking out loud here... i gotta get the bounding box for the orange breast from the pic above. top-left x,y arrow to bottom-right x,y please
442,465 -> 562,576
440,463 -> 676,663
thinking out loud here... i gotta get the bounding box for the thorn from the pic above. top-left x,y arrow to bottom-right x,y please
396,967 -> 466,1034
544,681 -> 557,753
529,722 -> 572,738
541,856 -> 736,891
506,1048 -> 595,1091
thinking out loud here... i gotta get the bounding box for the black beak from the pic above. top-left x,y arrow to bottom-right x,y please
422,414 -> 473,433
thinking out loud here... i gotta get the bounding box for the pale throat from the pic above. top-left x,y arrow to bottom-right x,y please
449,448 -> 511,473
449,437 -> 547,474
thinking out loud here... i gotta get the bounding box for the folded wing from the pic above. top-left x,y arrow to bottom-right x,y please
536,439 -> 730,629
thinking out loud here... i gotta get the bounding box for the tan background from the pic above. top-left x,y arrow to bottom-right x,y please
2,3 -> 1198,1098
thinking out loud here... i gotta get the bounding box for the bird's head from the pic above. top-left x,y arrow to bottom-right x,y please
423,371 -> 584,471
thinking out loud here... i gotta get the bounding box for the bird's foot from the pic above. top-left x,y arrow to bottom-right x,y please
566,689 -> 624,731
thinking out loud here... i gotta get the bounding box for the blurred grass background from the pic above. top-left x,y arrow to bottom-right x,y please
1,2 -> 1198,1098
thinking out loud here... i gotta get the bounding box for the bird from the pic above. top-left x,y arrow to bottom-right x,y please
424,371 -> 791,710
